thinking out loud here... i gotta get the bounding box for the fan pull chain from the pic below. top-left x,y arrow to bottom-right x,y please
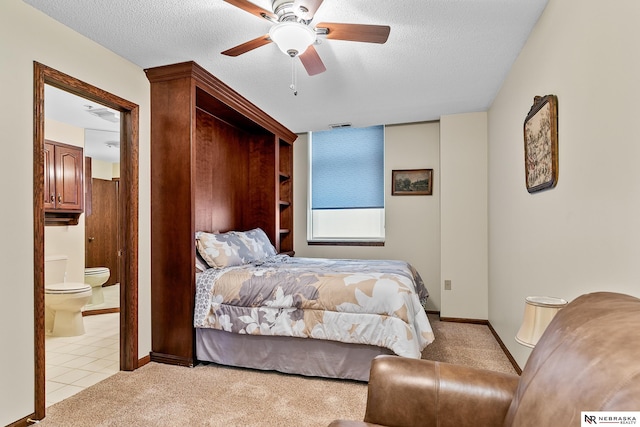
290,56 -> 298,96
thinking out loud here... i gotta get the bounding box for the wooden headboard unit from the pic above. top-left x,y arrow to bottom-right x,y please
146,61 -> 296,366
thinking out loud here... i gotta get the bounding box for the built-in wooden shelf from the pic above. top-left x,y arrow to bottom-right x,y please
44,212 -> 81,226
145,61 -> 296,367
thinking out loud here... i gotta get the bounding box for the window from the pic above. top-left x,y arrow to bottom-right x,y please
308,125 -> 385,243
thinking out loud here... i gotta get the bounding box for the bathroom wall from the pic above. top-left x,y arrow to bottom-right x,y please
45,120 -> 121,284
92,158 -> 120,180
44,118 -> 85,283
112,162 -> 120,179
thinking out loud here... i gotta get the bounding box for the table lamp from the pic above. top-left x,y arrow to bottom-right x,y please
515,296 -> 568,347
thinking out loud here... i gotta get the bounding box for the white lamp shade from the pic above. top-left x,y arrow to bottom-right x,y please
515,296 -> 568,348
269,21 -> 316,57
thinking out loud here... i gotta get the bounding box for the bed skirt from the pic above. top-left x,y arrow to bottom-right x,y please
195,328 -> 393,382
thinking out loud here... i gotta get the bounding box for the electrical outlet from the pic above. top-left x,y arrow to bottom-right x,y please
444,280 -> 452,290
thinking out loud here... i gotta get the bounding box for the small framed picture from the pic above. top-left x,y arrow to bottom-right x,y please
392,169 -> 433,195
524,95 -> 558,193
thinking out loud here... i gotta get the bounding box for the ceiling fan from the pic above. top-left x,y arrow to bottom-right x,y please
221,0 -> 391,76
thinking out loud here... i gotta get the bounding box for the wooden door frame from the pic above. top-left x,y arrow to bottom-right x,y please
33,62 -> 139,420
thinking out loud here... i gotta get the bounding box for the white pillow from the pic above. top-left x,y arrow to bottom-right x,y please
233,228 -> 277,261
195,228 -> 277,269
195,250 -> 210,273
195,231 -> 247,269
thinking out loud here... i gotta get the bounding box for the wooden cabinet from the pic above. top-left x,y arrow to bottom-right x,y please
44,139 -> 84,225
145,61 -> 297,366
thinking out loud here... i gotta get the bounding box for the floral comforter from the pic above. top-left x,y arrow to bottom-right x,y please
194,255 -> 434,358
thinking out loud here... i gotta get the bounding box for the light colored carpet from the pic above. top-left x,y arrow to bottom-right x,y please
39,315 -> 517,426
41,362 -> 367,426
422,314 -> 517,374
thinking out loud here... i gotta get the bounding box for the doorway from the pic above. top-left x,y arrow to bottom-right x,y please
33,62 -> 139,420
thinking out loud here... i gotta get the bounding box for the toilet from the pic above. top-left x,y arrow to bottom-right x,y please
45,255 -> 92,337
84,267 -> 111,306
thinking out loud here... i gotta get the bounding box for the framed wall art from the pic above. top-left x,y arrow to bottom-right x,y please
391,169 -> 433,195
524,94 -> 558,193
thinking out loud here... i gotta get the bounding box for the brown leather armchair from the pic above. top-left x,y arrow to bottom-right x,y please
329,292 -> 640,427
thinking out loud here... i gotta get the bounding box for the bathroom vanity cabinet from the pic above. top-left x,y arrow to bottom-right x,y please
44,139 -> 84,225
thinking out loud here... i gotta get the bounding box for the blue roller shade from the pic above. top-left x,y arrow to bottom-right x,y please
311,125 -> 384,210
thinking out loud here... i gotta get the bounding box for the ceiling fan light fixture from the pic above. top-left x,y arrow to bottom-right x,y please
269,21 -> 316,57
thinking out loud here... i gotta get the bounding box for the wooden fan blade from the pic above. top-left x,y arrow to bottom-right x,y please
299,45 -> 326,76
223,0 -> 277,21
293,0 -> 324,20
316,22 -> 390,44
221,34 -> 272,57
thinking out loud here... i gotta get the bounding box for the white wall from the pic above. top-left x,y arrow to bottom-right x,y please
440,112 -> 488,319
488,0 -> 640,368
44,118 -> 86,284
294,122 -> 442,311
0,1 -> 151,424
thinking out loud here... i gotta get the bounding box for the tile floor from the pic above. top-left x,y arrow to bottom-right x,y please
85,283 -> 120,311
45,311 -> 119,407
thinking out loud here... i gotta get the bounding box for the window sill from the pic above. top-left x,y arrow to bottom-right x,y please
307,240 -> 385,247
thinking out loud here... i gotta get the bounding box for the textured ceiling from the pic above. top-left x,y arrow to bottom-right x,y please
25,0 -> 548,133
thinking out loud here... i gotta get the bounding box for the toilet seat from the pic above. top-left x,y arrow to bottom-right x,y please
45,282 -> 92,294
85,267 -> 109,275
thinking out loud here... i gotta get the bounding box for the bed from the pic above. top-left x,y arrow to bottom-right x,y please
192,229 -> 434,381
